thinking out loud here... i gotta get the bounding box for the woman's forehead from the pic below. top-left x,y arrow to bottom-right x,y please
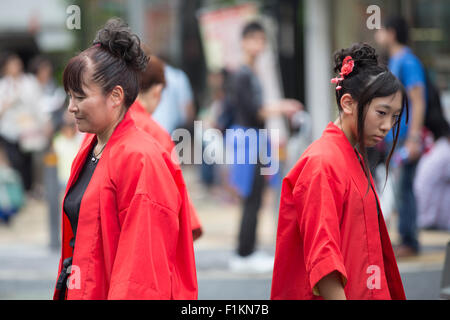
74,60 -> 101,95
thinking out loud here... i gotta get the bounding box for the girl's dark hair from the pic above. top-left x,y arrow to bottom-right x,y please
333,43 -> 409,192
63,17 -> 149,108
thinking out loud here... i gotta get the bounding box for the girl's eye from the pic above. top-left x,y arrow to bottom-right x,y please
377,110 -> 386,116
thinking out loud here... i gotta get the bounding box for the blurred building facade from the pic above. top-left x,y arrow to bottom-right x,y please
0,0 -> 448,138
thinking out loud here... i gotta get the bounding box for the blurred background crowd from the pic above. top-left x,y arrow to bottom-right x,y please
0,0 -> 449,300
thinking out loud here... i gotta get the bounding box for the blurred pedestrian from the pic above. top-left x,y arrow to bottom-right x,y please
52,110 -> 83,187
152,60 -> 195,134
198,70 -> 227,188
226,21 -> 302,273
271,43 -> 407,300
54,18 -> 197,300
29,55 -> 56,98
29,55 -> 67,116
28,55 -> 67,200
0,52 -> 45,192
128,53 -> 203,241
375,16 -> 427,257
414,118 -> 450,231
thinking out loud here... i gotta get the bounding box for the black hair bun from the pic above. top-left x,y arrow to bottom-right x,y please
333,43 -> 379,74
94,17 -> 148,72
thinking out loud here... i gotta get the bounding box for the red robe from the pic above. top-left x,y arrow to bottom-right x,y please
53,111 -> 198,299
271,122 -> 405,300
128,100 -> 202,233
129,101 -> 176,157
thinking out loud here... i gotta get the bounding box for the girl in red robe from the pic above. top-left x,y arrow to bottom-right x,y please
53,18 -> 197,300
271,43 -> 408,300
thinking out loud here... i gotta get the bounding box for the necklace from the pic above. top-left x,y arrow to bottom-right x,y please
91,143 -> 106,163
90,114 -> 124,163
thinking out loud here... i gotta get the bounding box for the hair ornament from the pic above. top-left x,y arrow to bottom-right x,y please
331,55 -> 355,91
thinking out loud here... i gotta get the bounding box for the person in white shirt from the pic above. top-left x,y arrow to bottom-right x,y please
0,52 -> 46,191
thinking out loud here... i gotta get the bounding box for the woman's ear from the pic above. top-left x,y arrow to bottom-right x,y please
109,85 -> 125,108
340,93 -> 356,116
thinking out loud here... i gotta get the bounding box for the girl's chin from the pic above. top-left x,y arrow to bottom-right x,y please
364,139 -> 378,148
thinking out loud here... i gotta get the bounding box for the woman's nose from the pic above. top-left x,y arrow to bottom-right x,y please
67,98 -> 77,113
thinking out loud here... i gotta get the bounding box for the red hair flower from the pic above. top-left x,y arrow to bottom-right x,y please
331,55 -> 354,91
340,56 -> 354,76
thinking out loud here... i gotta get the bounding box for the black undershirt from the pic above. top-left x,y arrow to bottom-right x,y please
63,145 -> 99,245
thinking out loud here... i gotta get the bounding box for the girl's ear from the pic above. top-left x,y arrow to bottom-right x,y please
340,93 -> 356,116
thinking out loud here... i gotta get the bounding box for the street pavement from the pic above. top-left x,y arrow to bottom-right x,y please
0,165 -> 448,300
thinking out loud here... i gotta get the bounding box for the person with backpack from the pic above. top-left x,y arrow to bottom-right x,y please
226,21 -> 302,273
375,16 -> 427,258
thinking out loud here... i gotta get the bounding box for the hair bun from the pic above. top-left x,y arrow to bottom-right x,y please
94,17 -> 148,72
333,43 -> 379,74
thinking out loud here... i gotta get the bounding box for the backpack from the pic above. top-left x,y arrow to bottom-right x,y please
217,95 -> 235,132
423,71 -> 450,140
399,59 -> 450,141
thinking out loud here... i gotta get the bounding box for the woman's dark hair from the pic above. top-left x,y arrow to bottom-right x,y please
63,17 -> 149,108
384,16 -> 409,45
139,54 -> 166,93
333,43 -> 409,192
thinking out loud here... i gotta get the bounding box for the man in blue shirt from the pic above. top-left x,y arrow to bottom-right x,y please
376,16 -> 427,257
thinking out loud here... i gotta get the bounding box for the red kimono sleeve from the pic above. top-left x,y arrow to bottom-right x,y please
293,158 -> 348,296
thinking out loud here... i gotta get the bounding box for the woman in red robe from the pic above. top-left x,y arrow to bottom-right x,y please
271,43 -> 408,300
128,54 -> 202,240
53,18 -> 197,300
